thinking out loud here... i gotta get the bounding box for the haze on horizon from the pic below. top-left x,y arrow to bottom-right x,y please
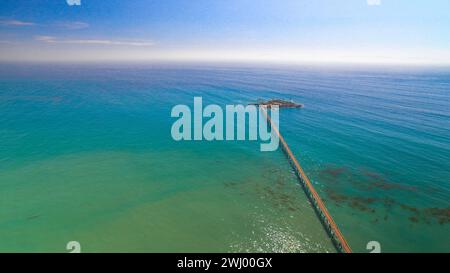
1,0 -> 450,65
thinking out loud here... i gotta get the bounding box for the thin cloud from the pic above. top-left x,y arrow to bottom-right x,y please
0,19 -> 35,26
34,36 -> 154,47
0,18 -> 88,29
56,21 -> 89,30
367,0 -> 381,6
0,40 -> 16,44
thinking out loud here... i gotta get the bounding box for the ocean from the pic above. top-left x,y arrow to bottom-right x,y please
0,63 -> 449,252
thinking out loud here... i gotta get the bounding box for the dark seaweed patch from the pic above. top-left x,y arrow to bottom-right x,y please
223,181 -> 239,188
325,187 -> 449,225
360,170 -> 418,192
325,189 -> 378,213
26,214 -> 41,221
393,203 -> 450,225
261,185 -> 297,210
400,204 -> 419,214
318,166 -> 450,225
423,207 -> 450,225
319,167 -> 348,181
319,166 -> 418,194
228,166 -> 304,214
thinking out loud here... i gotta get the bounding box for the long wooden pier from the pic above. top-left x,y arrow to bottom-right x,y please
262,108 -> 352,253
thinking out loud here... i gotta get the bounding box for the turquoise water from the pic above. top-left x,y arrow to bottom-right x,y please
0,63 -> 449,252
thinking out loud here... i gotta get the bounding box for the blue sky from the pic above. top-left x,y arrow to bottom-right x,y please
1,0 -> 450,64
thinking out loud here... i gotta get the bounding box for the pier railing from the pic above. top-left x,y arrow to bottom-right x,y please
262,108 -> 352,253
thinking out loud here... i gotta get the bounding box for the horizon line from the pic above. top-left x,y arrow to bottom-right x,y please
1,58 -> 450,68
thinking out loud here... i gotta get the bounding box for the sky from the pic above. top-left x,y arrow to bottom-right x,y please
1,0 -> 450,64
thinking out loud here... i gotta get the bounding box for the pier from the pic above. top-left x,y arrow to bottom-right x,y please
262,108 -> 352,253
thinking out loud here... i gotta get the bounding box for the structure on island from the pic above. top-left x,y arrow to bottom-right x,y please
249,99 -> 304,108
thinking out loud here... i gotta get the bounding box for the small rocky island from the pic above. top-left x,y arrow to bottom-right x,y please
250,99 -> 304,108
